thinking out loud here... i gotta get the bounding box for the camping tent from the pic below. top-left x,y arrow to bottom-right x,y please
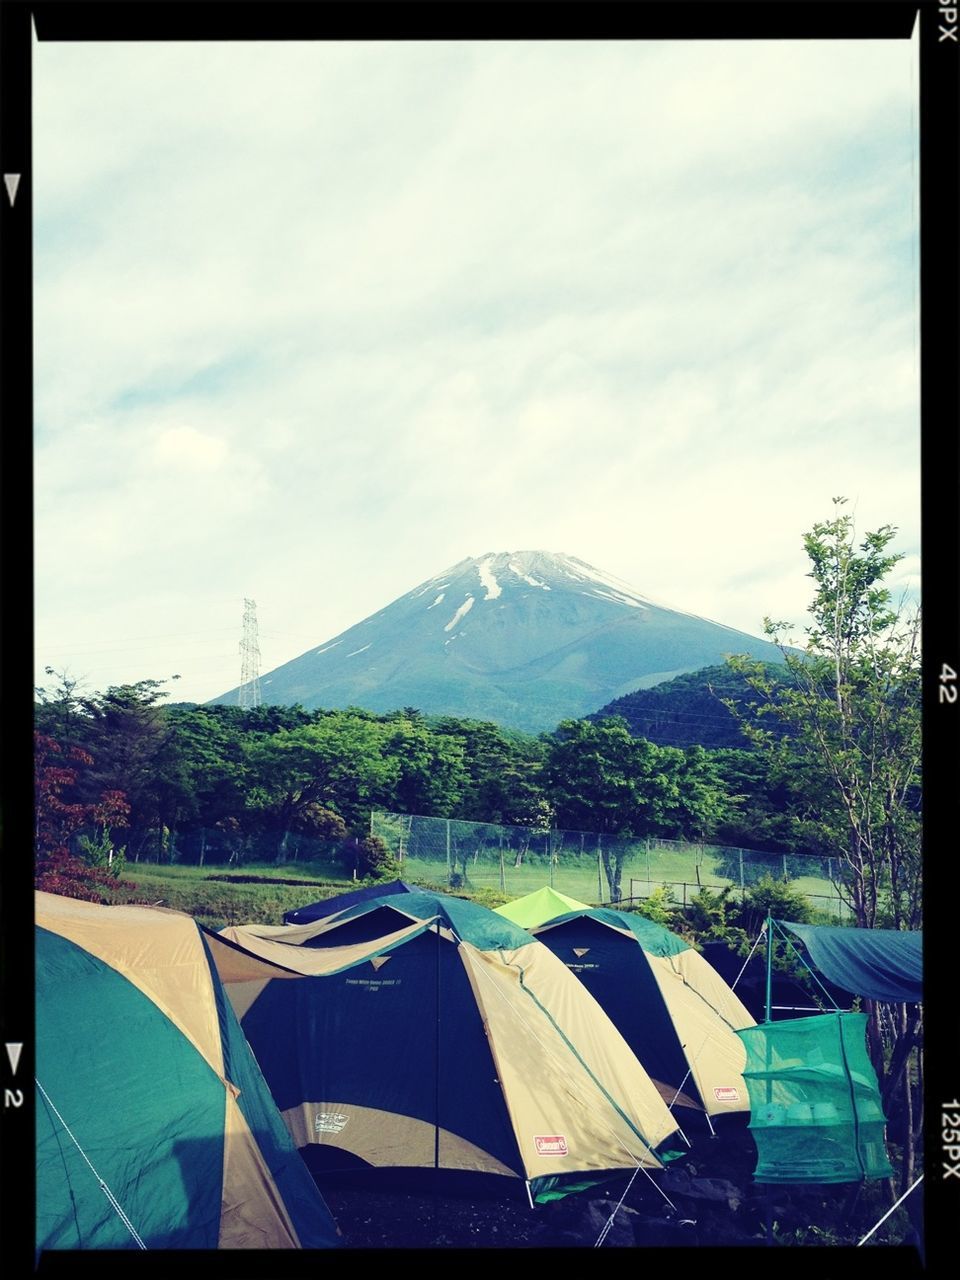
36,892 -> 340,1251
211,890 -> 682,1202
283,879 -> 418,925
530,907 -> 756,1121
494,885 -> 591,928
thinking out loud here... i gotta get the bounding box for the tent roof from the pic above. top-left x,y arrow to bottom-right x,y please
534,906 -> 690,958
778,920 -> 922,1003
283,879 -> 417,925
494,886 -> 591,928
231,889 -> 533,957
326,889 -> 536,950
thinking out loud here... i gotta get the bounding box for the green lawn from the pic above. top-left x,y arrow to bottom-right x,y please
105,861 -> 359,931
99,846 -> 848,931
397,852 -> 850,918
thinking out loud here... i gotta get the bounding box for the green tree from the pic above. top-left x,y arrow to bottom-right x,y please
432,718 -> 547,824
244,712 -> 401,858
543,718 -> 727,901
726,499 -> 921,931
68,679 -> 182,861
725,499 -> 922,1192
381,716 -> 467,816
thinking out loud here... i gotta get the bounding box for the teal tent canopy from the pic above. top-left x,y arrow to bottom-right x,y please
779,921 -> 922,1004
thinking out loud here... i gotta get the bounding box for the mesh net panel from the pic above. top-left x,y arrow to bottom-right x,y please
736,1012 -> 893,1184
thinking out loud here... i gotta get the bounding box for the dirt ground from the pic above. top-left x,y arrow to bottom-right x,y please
315,1127 -> 763,1250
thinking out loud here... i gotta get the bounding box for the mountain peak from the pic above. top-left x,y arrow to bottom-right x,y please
211,551 -> 782,732
416,550 -> 656,613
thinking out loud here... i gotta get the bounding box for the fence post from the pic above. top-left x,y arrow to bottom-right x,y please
739,848 -> 744,896
446,819 -> 451,875
782,853 -> 788,880
597,836 -> 603,902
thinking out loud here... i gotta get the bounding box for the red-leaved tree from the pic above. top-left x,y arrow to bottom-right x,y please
35,731 -> 132,902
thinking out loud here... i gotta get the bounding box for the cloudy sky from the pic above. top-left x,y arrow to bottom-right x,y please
33,35 -> 920,707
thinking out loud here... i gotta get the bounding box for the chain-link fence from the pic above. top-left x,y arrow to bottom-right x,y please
370,811 -> 852,920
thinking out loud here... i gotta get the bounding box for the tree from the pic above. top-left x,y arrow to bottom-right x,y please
71,679 -> 182,860
543,718 -> 728,901
381,716 -> 467,816
243,712 -> 402,857
724,498 -> 921,1193
34,732 -> 131,901
726,499 -> 921,931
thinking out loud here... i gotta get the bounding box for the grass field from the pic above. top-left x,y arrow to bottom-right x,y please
101,844 -> 848,931
104,862 -> 360,930
396,854 -> 850,919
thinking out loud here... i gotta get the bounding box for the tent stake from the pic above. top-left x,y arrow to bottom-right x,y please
525,1180 -> 534,1210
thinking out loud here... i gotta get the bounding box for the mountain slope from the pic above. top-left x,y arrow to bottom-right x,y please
210,551 -> 785,733
588,663 -> 789,749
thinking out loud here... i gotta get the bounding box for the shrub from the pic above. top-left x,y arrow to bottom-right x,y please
632,884 -> 679,925
683,885 -> 749,950
76,827 -> 127,880
737,872 -> 815,936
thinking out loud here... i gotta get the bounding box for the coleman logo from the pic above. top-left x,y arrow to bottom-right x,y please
315,1112 -> 349,1134
714,1087 -> 740,1103
535,1134 -> 568,1156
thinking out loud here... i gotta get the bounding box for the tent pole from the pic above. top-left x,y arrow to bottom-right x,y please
765,914 -> 774,1024
434,918 -> 441,1172
525,1180 -> 535,1210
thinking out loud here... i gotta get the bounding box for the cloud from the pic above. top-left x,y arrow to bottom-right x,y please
151,426 -> 229,471
33,37 -> 919,704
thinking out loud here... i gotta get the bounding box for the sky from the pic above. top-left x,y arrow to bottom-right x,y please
33,35 -> 920,707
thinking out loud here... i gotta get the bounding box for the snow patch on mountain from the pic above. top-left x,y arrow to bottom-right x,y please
444,597 -> 474,632
427,593 -> 446,609
561,557 -> 651,609
346,644 -> 372,657
587,586 -> 645,609
509,560 -> 550,589
314,640 -> 344,656
477,558 -> 502,600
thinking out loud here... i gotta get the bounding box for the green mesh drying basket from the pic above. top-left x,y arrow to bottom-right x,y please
736,1012 -> 894,1184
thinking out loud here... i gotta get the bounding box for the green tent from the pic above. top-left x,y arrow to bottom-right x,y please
494,885 -> 591,928
36,892 -> 340,1252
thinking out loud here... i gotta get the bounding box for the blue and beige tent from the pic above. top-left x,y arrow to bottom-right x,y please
211,889 -> 683,1202
530,907 -> 756,1123
283,879 -> 418,925
36,892 -> 340,1252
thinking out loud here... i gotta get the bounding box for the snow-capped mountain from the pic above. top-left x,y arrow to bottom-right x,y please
211,551 -> 784,732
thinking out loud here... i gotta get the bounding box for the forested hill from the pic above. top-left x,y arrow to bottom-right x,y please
588,663 -> 790,749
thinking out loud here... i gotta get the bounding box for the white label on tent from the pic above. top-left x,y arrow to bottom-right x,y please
714,1087 -> 740,1103
535,1134 -> 568,1156
315,1111 -> 349,1134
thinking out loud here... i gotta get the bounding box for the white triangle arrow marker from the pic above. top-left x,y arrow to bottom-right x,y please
4,174 -> 21,206
5,1042 -> 23,1075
